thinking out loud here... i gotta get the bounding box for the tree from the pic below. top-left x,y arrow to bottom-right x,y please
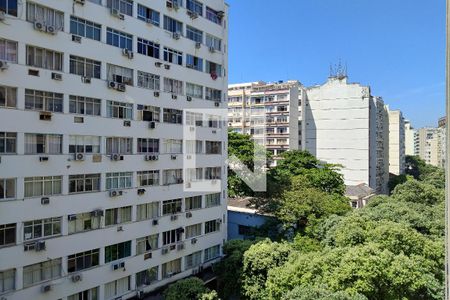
282,285 -> 367,300
392,179 -> 444,205
163,277 -> 209,300
199,290 -> 220,300
387,174 -> 411,194
405,155 -> 439,180
422,168 -> 445,189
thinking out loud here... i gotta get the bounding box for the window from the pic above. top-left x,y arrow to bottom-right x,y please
69,135 -> 100,154
163,78 -> 183,95
106,100 -> 133,119
105,206 -> 132,226
204,244 -> 220,261
185,196 -> 202,211
206,34 -> 221,51
137,4 -> 160,25
0,38 -> 17,63
23,258 -> 61,288
68,212 -> 102,234
136,267 -> 158,287
106,172 -> 133,190
162,258 -> 181,278
69,96 -> 101,116
0,269 -> 15,293
24,89 -> 63,112
70,16 -> 101,41
67,248 -> 100,273
26,2 -> 64,30
0,223 -> 15,247
107,0 -> 133,16
137,170 -> 160,187
68,287 -> 99,300
163,109 -> 183,124
206,61 -> 222,77
0,0 -> 17,16
137,71 -> 160,90
104,276 -> 130,300
105,137 -> 133,155
137,38 -> 160,59
185,167 -> 203,183
238,225 -> 252,236
163,47 -> 183,65
24,134 -> 62,154
69,174 -> 100,194
205,167 -> 221,180
107,64 -> 133,85
207,114 -> 221,128
0,132 -> 16,154
186,55 -> 203,72
186,112 -> 203,126
0,85 -> 16,108
162,198 -> 182,215
136,202 -> 159,221
205,193 -> 221,207
23,217 -> 61,241
24,176 -> 62,198
205,219 -> 220,234
163,169 -> 183,185
185,251 -> 202,269
163,15 -> 182,33
185,223 -> 201,238
106,28 -> 133,50
205,141 -> 221,154
206,7 -> 222,25
138,106 -> 160,123
137,138 -> 159,154
205,87 -> 222,101
163,139 -> 182,153
26,45 -> 63,71
105,241 -> 131,263
136,234 -> 158,254
186,26 -> 203,43
69,55 -> 101,79
162,229 -> 182,245
186,0 -> 203,15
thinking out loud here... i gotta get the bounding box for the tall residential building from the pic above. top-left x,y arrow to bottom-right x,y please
388,109 -> 405,175
0,1 -> 228,299
437,117 -> 446,168
228,80 -> 305,166
404,119 -> 415,156
415,128 -> 441,166
305,76 -> 389,194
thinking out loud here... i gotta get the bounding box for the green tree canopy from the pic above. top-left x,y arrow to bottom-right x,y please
163,277 -> 209,300
392,179 -> 444,205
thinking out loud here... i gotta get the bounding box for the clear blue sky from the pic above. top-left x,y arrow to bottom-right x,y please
227,0 -> 446,128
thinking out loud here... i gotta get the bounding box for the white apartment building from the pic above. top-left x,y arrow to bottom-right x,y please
0,0 -> 228,299
305,76 -> 389,194
388,109 -> 405,175
415,127 -> 444,167
404,119 -> 415,156
228,80 -> 305,166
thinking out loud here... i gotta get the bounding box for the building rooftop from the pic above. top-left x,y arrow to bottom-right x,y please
345,183 -> 376,200
227,197 -> 271,215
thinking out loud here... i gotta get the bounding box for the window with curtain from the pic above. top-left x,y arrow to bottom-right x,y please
161,258 -> 181,278
68,287 -> 99,300
106,101 -> 133,119
136,266 -> 158,287
205,193 -> 221,207
0,269 -> 15,293
163,109 -> 183,125
104,276 -> 130,300
163,15 -> 182,33
185,251 -> 202,269
136,202 -> 160,221
137,4 -> 160,26
105,137 -> 132,154
163,169 -> 183,185
69,174 -> 100,193
0,38 -> 17,63
204,244 -> 220,261
68,135 -> 101,153
24,176 -> 62,197
163,139 -> 182,153
186,82 -> 203,97
0,85 -> 17,108
137,170 -> 160,186
68,212 -> 101,234
24,89 -> 63,112
105,172 -> 133,190
105,206 -> 132,226
0,132 -> 16,154
137,71 -> 160,90
185,168 -> 203,182
23,217 -> 61,241
26,45 -> 63,71
162,198 -> 182,215
26,2 -> 64,30
69,55 -> 101,79
107,0 -> 133,16
137,138 -> 159,153
22,258 -> 62,288
185,196 -> 202,210
69,96 -> 101,116
185,223 -> 201,238
136,234 -> 159,254
163,77 -> 183,95
24,134 -> 62,154
107,63 -> 133,84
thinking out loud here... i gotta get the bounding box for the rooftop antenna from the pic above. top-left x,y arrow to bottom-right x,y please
329,59 -> 348,79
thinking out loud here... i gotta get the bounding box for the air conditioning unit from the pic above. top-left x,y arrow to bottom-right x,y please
109,190 -> 123,197
155,62 -> 162,67
195,42 -> 201,49
164,64 -> 171,70
39,111 -> 52,121
41,284 -> 52,293
117,226 -> 123,232
111,8 -> 125,20
171,154 -> 177,160
176,178 -> 183,184
41,197 -> 50,205
68,214 -> 77,221
122,48 -> 134,59
108,81 -> 117,89
216,218 -> 222,224
72,34 -> 82,43
123,120 -> 131,127
214,102 -> 220,107
166,1 -> 173,8
0,60 -> 9,70
186,64 -> 194,69
39,156 -> 49,162
110,153 -> 123,161
177,243 -> 185,251
71,273 -> 83,282
51,72 -> 62,81
112,261 -> 125,270
74,0 -> 85,4
145,154 -> 158,161
35,240 -> 46,251
91,209 -> 104,217
209,46 -> 215,53
34,21 -> 45,32
152,219 -> 159,226
117,83 -> 126,92
170,215 -> 178,221
173,3 -> 179,10
149,121 -> 156,129
187,96 -> 192,101
188,11 -> 199,19
186,212 -> 192,218
82,76 -> 91,84
137,188 -> 146,195
74,153 -> 85,161
191,238 -> 197,244
161,247 -> 169,255
217,11 -> 225,18
146,18 -> 153,25
172,32 -> 181,40
46,25 -> 56,34
185,182 -> 191,188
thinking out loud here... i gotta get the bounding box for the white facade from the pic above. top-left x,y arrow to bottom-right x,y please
0,0 -> 228,299
404,119 -> 415,156
305,76 -> 389,194
415,127 -> 445,167
388,110 -> 405,175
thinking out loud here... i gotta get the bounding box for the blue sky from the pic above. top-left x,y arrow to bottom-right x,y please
226,0 -> 446,128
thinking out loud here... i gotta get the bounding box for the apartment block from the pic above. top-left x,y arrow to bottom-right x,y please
305,76 -> 389,194
0,0 -> 228,299
228,80 -> 305,166
388,109 -> 405,175
404,119 -> 415,156
415,125 -> 446,168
